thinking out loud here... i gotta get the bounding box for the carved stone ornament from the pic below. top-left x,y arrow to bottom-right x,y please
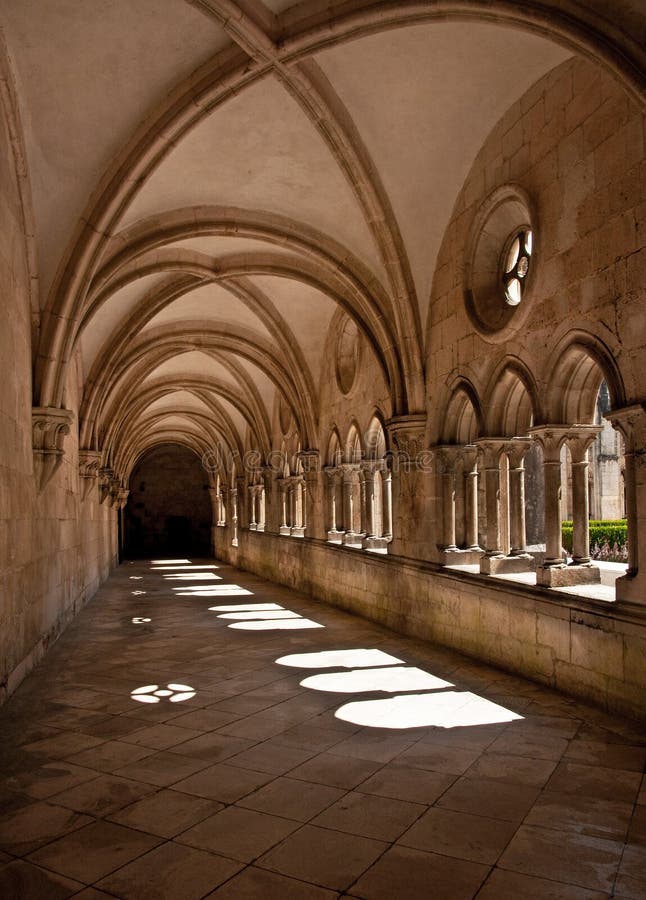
79,450 -> 103,501
297,449 -> 320,476
115,488 -> 130,511
32,407 -> 74,492
386,414 -> 427,466
98,466 -> 114,505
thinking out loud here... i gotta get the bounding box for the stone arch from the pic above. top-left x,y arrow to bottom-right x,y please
345,421 -> 364,463
544,331 -> 626,424
326,427 -> 343,467
440,379 -> 483,444
484,358 -> 539,436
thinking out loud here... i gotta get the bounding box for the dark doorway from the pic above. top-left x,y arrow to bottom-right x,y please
124,444 -> 212,558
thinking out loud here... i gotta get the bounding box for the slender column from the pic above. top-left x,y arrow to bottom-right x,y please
461,445 -> 481,551
382,467 -> 393,541
299,450 -> 323,539
530,429 -> 567,566
342,466 -> 355,533
231,485 -> 239,547
279,480 -> 290,535
361,463 -> 377,538
476,440 -> 507,558
385,413 -> 427,556
434,447 -> 461,550
505,439 -> 532,556
249,486 -> 257,530
567,430 -> 601,564
325,468 -> 339,533
605,404 -> 646,604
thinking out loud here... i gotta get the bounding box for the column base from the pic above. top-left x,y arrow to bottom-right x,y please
480,553 -> 535,575
343,531 -> 364,548
327,529 -> 344,544
256,524 -> 265,533
279,525 -> 291,536
614,572 -> 646,605
290,526 -> 305,538
536,563 -> 601,587
441,547 -> 484,565
249,523 -> 257,531
362,536 -> 390,553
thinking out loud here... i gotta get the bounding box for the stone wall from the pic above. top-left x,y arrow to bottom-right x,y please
0,95 -> 117,704
215,528 -> 646,722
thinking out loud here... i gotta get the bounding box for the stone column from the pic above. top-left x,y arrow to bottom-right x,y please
361,463 -> 377,538
299,450 -> 324,539
382,466 -> 393,542
291,476 -> 306,538
605,404 -> 646,604
504,438 -> 532,558
324,467 -> 342,541
476,439 -> 507,574
361,461 -> 389,551
385,414 -> 427,557
530,425 -> 600,587
230,485 -> 239,548
248,486 -> 257,531
433,446 -> 461,556
461,444 -> 482,553
567,428 -> 602,564
278,480 -> 290,536
341,464 -> 362,547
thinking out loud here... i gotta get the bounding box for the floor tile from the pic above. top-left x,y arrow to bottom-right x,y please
172,762 -> 274,803
22,732 -> 106,759
237,776 -> 344,822
166,731 -> 255,762
4,762 -> 100,799
65,740 -> 155,773
329,733 -> 415,764
398,805 -> 516,864
26,820 -> 162,883
475,867 -> 610,899
204,865 -> 338,899
545,761 -> 641,803
257,823 -> 387,891
464,752 -> 557,787
108,788 -> 222,837
113,751 -> 211,786
614,844 -> 646,899
121,723 -> 204,750
164,708 -> 242,730
48,773 -> 156,816
524,790 -> 633,841
177,804 -> 300,861
397,743 -> 482,775
0,859 -> 84,900
564,739 -> 646,772
312,790 -> 425,841
498,823 -> 623,892
96,841 -> 243,899
358,764 -> 455,805
349,844 -> 489,899
226,740 -> 316,775
436,775 -> 540,822
0,801 -> 92,856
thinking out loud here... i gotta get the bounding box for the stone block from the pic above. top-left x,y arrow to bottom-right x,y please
480,554 -> 535,576
536,564 -> 600,587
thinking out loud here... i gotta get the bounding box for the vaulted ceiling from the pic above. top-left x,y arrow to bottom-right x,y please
2,0 -> 641,481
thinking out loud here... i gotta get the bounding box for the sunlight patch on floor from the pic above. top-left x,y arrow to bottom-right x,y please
301,666 -> 453,694
229,619 -> 324,630
277,649 -> 404,669
336,690 -> 523,729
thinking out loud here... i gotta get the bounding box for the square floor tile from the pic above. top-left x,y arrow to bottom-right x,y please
237,776 -> 344,822
4,762 -> 100,800
398,806 -> 516,864
498,823 -> 623,892
172,762 -> 274,803
164,708 -> 242,731
436,775 -> 539,822
0,859 -> 84,900
48,773 -> 156,816
289,752 -> 382,790
121,723 -> 203,750
476,868 -> 611,899
226,740 -> 315,775
398,743 -> 481,775
113,751 -> 210,787
26,820 -> 162,883
166,732 -> 255,762
177,805 -> 300,861
358,764 -> 455,805
109,789 -> 222,838
257,823 -> 387,891
204,865 -> 338,898
545,761 -> 642,803
464,752 -> 557,787
0,801 -> 92,855
614,844 -> 646,899
312,791 -> 425,842
23,732 -> 106,759
524,790 -> 633,841
564,740 -> 646,772
96,841 -> 243,899
65,740 -> 155,773
349,844 -> 489,900
329,733 -> 415,764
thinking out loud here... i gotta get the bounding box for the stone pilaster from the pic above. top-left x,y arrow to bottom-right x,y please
32,407 -> 74,493
605,403 -> 646,604
386,413 -> 427,556
299,450 -> 324,540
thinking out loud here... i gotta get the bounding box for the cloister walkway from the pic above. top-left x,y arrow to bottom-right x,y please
0,559 -> 645,900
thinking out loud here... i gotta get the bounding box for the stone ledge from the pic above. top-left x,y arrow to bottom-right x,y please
537,563 -> 601,587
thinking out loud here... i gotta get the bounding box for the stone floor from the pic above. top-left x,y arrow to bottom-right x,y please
1,558 -> 645,900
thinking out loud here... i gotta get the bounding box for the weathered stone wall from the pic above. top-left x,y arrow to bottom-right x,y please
0,99 -> 117,704
215,528 -> 646,722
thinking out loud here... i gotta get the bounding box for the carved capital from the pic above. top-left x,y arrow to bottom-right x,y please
98,466 -> 114,505
115,488 -> 130,511
32,407 -> 74,492
297,449 -> 320,476
78,449 -> 102,500
386,414 -> 426,460
605,402 -> 646,452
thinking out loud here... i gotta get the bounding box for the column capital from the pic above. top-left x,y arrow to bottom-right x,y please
605,402 -> 646,449
430,444 -> 462,474
474,437 -> 509,467
528,424 -> 572,461
502,436 -> 533,468
386,414 -> 426,459
78,449 -> 102,500
115,489 -> 130,511
297,449 -> 320,475
32,407 -> 74,492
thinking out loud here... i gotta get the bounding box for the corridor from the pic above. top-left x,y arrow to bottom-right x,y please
1,560 -> 645,900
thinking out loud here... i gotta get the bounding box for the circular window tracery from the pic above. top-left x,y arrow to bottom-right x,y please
502,228 -> 533,306
463,185 -> 536,338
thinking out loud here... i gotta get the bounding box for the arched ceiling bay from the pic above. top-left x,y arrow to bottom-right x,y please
3,0 -> 600,481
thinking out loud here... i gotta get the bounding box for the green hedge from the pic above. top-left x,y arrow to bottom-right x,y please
561,520 -> 627,556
